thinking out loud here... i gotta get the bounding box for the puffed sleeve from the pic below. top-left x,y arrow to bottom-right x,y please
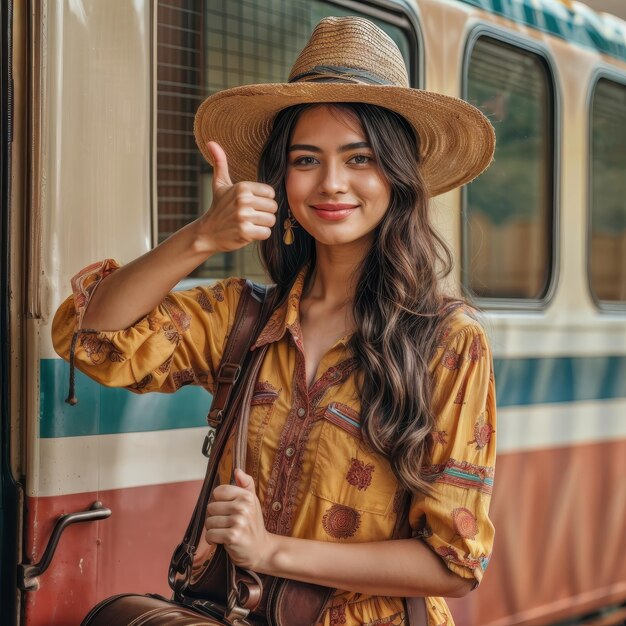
51,259 -> 246,399
409,315 -> 496,587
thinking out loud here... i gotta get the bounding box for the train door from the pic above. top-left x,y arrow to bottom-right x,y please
15,2 -> 161,623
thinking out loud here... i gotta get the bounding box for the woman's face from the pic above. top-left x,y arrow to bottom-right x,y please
285,105 -> 391,249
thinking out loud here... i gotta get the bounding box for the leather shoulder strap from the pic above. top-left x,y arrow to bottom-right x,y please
201,280 -> 273,457
170,280 -> 275,594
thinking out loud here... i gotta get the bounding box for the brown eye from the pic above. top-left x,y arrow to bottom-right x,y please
292,156 -> 318,166
348,154 -> 374,165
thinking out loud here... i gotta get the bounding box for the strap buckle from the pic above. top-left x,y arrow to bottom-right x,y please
217,362 -> 241,384
202,426 -> 217,458
208,408 -> 224,428
225,591 -> 251,626
168,542 -> 195,593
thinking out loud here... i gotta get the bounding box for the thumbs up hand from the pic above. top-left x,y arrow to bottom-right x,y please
199,142 -> 278,254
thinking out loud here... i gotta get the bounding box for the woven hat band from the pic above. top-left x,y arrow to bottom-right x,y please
289,65 -> 393,86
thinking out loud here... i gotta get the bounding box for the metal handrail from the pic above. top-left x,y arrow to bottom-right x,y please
17,501 -> 111,591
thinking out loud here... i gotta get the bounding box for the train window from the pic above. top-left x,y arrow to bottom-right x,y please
463,37 -> 555,302
589,77 -> 626,305
155,1 -> 417,280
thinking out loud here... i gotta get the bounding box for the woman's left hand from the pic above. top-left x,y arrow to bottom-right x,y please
205,468 -> 275,571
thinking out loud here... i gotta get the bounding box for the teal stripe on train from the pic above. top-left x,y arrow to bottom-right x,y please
40,359 -> 210,438
40,355 -> 626,438
494,354 -> 626,406
458,0 -> 626,62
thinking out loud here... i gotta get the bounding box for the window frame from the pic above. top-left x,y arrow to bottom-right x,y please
586,68 -> 626,313
460,26 -> 561,311
328,0 -> 423,88
150,0 -> 424,266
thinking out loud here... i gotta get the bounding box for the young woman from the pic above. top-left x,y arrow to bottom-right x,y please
52,17 -> 496,626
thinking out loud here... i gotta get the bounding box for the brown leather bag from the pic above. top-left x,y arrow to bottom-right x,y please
81,281 -> 428,626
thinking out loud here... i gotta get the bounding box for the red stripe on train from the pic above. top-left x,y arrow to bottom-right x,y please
22,480 -> 202,626
449,439 -> 626,626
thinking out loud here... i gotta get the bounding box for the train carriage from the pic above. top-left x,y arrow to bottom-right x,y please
1,0 -> 625,625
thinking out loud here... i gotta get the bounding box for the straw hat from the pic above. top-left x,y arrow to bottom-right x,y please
194,16 -> 495,197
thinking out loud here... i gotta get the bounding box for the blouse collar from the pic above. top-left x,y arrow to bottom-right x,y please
252,265 -> 352,351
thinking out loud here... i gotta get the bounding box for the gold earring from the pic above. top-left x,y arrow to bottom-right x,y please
283,210 -> 297,245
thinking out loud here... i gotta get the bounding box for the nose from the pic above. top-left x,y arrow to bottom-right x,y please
318,159 -> 348,195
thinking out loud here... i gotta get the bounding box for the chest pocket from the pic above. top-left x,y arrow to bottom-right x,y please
310,402 -> 398,516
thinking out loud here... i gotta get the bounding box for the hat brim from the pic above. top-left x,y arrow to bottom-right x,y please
194,83 -> 495,197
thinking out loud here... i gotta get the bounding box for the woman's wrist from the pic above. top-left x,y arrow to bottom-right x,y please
185,215 -> 219,258
255,532 -> 286,576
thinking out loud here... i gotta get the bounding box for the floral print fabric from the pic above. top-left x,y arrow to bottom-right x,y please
51,260 -> 497,626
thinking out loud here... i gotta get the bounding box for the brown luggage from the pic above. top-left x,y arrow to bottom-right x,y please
82,593 -> 228,625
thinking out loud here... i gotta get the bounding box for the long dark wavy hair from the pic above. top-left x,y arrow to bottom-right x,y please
258,103 -> 460,494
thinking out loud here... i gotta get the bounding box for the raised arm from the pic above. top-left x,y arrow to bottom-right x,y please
81,142 -> 277,331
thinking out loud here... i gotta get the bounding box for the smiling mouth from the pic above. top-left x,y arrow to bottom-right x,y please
310,203 -> 359,221
311,203 -> 359,211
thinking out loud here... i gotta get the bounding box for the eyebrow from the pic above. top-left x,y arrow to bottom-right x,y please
287,141 -> 371,153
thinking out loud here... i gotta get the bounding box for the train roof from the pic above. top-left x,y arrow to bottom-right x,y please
457,0 -> 626,62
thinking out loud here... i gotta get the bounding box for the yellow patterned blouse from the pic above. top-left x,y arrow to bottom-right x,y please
52,260 -> 496,626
